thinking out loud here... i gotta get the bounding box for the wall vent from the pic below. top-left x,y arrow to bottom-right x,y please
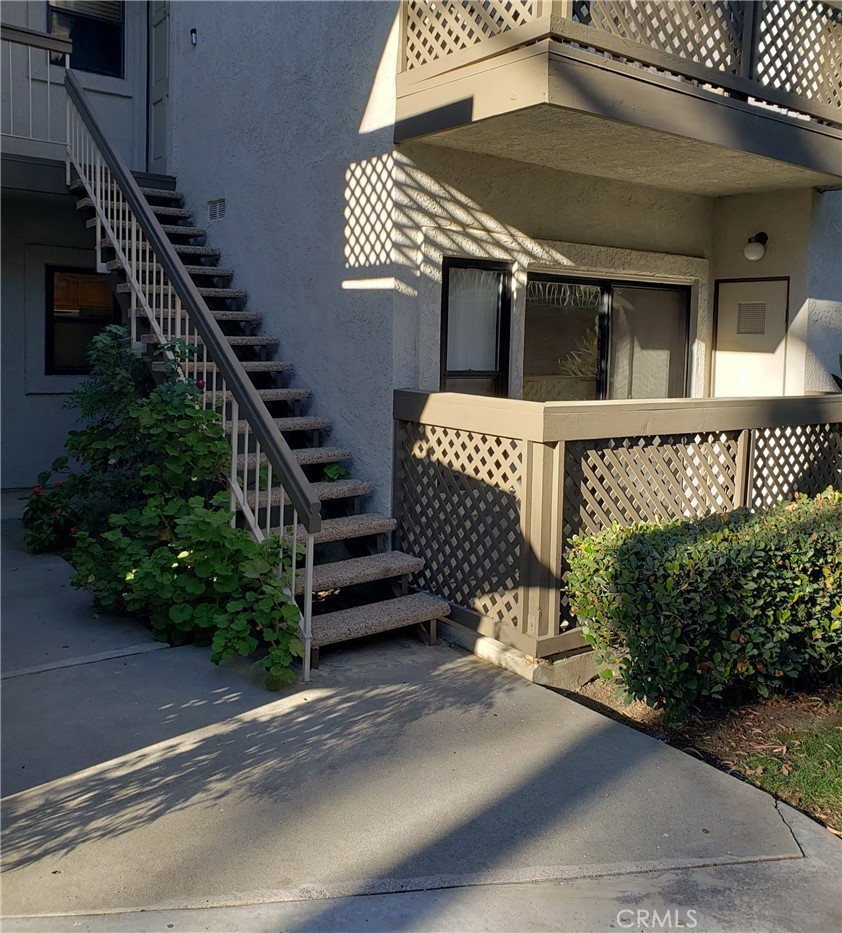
737,301 -> 766,335
208,198 -> 226,223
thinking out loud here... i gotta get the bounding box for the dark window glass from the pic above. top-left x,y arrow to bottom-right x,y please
46,267 -> 118,375
49,1 -> 124,78
523,275 -> 689,401
441,259 -> 511,397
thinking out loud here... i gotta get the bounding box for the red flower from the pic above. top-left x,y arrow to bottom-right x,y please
196,379 -> 205,391
70,527 -> 78,535
32,486 -> 42,495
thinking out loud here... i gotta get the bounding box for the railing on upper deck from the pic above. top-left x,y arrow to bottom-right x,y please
394,391 -> 842,660
399,0 -> 842,127
1,24 -> 71,143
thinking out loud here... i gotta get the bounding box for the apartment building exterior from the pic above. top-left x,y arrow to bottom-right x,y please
2,1 -> 841,668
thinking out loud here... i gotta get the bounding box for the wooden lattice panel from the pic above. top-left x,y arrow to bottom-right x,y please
572,0 -> 744,73
563,432 -> 741,540
753,0 -> 842,110
750,422 -> 842,508
397,422 -> 523,626
404,0 -> 537,70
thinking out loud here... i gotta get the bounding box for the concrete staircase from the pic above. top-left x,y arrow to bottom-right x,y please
73,180 -> 449,665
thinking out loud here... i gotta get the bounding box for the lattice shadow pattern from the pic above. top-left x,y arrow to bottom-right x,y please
397,422 -> 523,627
404,0 -> 537,69
751,422 -> 842,508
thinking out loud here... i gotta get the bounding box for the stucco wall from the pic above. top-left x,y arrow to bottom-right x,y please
167,1 -> 724,510
1,190 -> 94,488
805,189 -> 842,392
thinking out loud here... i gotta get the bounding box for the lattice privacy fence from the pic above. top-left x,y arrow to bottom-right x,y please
753,0 -> 842,110
403,0 -> 538,69
751,422 -> 842,507
572,0 -> 745,74
396,421 -> 523,628
395,397 -> 842,658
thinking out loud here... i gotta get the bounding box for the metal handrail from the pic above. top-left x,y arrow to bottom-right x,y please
0,23 -> 72,55
64,70 -> 321,533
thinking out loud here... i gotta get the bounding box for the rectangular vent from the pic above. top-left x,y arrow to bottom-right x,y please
208,198 -> 226,223
737,301 -> 766,335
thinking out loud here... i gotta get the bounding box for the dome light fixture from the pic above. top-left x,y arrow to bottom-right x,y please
744,232 -> 768,262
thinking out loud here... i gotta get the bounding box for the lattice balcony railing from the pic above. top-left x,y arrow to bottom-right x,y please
400,0 -> 842,125
394,391 -> 842,659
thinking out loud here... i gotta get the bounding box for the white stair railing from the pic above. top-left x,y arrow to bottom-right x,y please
64,71 -> 321,680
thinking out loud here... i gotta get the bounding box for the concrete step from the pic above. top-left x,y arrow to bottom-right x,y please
243,478 -> 371,508
207,387 -> 311,404
141,333 -> 279,347
312,592 -> 450,647
137,307 -> 261,323
296,551 -> 425,595
107,260 -> 234,279
91,218 -> 206,238
274,416 -> 332,433
69,179 -> 183,202
77,198 -> 192,220
152,359 -> 293,374
306,513 -> 397,546
173,245 -> 221,259
311,478 -> 374,502
116,283 -> 247,300
236,447 -> 352,469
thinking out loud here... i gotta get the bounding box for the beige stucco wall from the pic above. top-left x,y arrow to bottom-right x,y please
711,189 -> 815,395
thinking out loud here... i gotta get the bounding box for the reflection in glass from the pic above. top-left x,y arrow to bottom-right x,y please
523,279 -> 600,401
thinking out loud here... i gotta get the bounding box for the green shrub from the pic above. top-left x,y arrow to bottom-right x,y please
25,325 -> 304,688
566,491 -> 842,721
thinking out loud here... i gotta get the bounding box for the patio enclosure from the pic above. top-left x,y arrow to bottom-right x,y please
394,391 -> 842,659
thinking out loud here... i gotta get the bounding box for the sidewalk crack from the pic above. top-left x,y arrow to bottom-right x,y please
775,799 -> 806,858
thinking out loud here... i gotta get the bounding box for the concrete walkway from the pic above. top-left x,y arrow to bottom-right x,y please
2,506 -> 840,931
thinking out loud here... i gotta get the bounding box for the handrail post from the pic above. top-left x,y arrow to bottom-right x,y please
739,0 -> 758,82
301,533 -> 315,682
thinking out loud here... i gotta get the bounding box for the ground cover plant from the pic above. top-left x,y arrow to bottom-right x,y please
22,326 -> 303,688
566,492 -> 842,723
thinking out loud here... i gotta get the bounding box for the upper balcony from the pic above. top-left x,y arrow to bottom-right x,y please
395,0 -> 842,195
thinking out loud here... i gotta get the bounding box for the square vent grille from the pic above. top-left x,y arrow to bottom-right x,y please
737,301 -> 766,335
208,198 -> 226,223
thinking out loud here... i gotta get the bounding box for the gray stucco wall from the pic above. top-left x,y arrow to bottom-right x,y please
1,190 -> 94,489
805,189 -> 842,392
167,1 -> 401,512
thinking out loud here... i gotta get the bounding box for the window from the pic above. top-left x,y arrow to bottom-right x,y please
45,266 -> 118,375
523,275 -> 689,402
441,259 -> 511,397
49,1 -> 124,78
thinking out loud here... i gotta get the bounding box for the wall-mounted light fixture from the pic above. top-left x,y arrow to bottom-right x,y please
743,232 -> 768,262
190,28 -> 198,47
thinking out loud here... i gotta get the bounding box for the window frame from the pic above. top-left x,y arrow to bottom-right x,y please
525,272 -> 692,401
47,0 -> 126,79
45,264 -> 120,376
440,257 -> 512,397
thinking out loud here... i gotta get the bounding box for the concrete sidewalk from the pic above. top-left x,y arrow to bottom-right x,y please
2,510 -> 840,931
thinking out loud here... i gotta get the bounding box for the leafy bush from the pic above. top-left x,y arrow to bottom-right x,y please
566,491 -> 842,721
24,326 -> 304,688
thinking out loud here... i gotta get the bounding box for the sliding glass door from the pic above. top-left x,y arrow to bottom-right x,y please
523,275 -> 689,402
